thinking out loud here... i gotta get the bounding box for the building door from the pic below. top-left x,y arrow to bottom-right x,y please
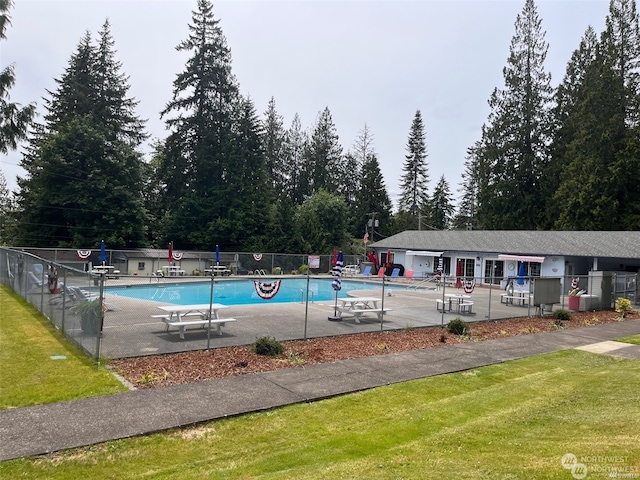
484,260 -> 504,285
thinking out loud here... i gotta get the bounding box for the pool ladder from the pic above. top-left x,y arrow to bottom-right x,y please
299,289 -> 315,303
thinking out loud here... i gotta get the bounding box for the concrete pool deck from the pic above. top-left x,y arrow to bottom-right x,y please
50,275 -> 571,359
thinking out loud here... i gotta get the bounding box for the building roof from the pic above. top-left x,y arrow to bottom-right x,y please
369,231 -> 640,260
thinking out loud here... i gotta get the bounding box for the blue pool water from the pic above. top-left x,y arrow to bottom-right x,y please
106,278 -> 402,306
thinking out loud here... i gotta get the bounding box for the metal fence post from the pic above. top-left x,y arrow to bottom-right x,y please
380,276 -> 385,332
304,269 -> 310,340
95,272 -> 106,364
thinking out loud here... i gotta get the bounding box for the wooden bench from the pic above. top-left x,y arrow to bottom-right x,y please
435,298 -> 452,312
501,294 -> 529,306
346,308 -> 392,323
152,314 -> 236,339
458,302 -> 474,314
165,318 -> 236,339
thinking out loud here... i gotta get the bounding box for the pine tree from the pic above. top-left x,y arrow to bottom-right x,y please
430,175 -> 456,230
472,0 -> 553,229
352,153 -> 392,240
343,123 -> 373,212
398,110 -> 429,227
553,0 -> 640,229
454,144 -> 482,230
15,22 -> 147,248
543,27 -> 598,228
0,0 -> 35,154
224,96 -> 273,250
0,169 -> 15,243
305,107 -> 343,195
158,0 -> 240,249
262,97 -> 286,196
281,113 -> 308,205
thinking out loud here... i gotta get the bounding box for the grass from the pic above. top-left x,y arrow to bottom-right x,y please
615,334 -> 640,345
2,284 -> 639,478
0,285 -> 126,409
1,350 -> 639,479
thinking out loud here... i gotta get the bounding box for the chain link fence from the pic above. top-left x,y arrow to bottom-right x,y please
2,247 -> 637,363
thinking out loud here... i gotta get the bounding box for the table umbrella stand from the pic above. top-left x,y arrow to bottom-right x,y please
328,289 -> 342,321
328,250 -> 344,321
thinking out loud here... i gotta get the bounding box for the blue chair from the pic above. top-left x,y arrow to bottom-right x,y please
361,265 -> 372,276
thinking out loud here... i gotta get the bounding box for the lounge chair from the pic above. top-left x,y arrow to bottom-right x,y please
67,286 -> 117,311
404,270 -> 414,280
360,265 -> 372,276
377,268 -> 385,278
48,283 -> 77,307
390,268 -> 400,279
28,271 -> 44,288
68,286 -> 99,301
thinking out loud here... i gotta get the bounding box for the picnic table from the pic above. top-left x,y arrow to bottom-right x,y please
500,291 -> 530,306
335,296 -> 391,323
153,303 -> 235,339
205,265 -> 231,276
436,294 -> 474,314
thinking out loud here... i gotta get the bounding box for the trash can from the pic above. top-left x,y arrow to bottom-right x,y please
568,295 -> 580,311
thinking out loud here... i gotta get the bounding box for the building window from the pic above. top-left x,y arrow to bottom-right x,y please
519,262 -> 541,277
462,258 -> 475,278
138,262 -> 145,271
484,260 -> 504,284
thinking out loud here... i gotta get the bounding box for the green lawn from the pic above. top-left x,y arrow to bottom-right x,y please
2,283 -> 639,478
0,285 -> 126,409
1,349 -> 638,479
615,334 -> 640,345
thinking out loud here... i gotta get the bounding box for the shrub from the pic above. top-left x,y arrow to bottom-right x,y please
447,318 -> 469,336
298,264 -> 309,274
251,336 -> 285,357
554,309 -> 571,321
615,298 -> 633,318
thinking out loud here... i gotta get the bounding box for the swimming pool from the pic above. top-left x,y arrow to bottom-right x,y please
106,278 -> 402,306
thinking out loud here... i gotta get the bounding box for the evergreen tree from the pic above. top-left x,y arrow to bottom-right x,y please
262,96 -> 286,196
454,144 -> 482,230
352,153 -> 392,240
343,124 -> 372,217
543,27 -> 598,228
15,22 -> 147,248
281,113 -> 308,205
0,0 -> 35,154
224,96 -> 273,250
158,0 -> 240,249
305,107 -> 343,195
0,169 -> 15,243
472,0 -> 553,229
553,0 -> 640,229
430,175 -> 456,230
398,110 -> 429,227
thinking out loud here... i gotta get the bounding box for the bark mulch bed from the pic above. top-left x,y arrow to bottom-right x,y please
110,309 -> 638,389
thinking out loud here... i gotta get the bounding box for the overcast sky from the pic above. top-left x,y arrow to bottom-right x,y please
2,0 -> 610,207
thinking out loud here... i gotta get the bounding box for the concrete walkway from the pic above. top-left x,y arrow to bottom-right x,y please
1,319 -> 639,461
